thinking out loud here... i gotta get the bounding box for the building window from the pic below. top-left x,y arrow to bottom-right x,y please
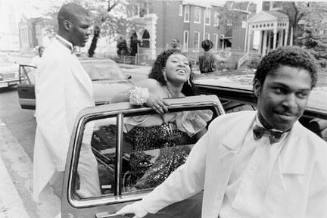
193,31 -> 200,50
214,12 -> 219,27
205,9 -> 211,25
183,31 -> 189,50
141,30 -> 150,48
194,7 -> 201,23
214,34 -> 219,50
184,5 -> 190,22
131,5 -> 137,17
179,5 -> 183,16
205,32 -> 210,40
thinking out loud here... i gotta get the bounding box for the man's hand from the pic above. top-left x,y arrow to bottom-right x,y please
145,94 -> 169,115
115,202 -> 148,218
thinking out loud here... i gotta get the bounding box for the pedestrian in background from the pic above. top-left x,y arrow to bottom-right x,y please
117,46 -> 327,218
30,46 -> 45,68
198,39 -> 217,74
28,46 -> 45,85
33,3 -> 100,217
169,38 -> 181,49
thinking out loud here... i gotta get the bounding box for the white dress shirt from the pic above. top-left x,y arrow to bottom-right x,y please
220,116 -> 287,218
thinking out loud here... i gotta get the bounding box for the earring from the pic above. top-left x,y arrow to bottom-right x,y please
187,77 -> 191,86
163,69 -> 167,82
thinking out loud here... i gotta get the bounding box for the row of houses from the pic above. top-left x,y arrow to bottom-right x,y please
18,1 -> 254,53
118,0 -> 256,60
17,1 -> 327,63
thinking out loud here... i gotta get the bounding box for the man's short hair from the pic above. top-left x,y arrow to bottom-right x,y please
57,3 -> 89,25
254,46 -> 318,88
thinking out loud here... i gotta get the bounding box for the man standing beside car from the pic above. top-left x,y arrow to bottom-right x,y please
117,46 -> 327,218
33,2 -> 100,216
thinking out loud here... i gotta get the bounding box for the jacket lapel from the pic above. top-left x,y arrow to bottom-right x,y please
203,111 -> 256,218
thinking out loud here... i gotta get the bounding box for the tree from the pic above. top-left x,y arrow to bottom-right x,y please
86,0 -> 120,57
279,2 -> 327,46
88,25 -> 100,57
40,0 -> 138,56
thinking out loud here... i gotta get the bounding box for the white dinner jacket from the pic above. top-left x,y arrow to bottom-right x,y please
33,37 -> 94,201
140,111 -> 327,218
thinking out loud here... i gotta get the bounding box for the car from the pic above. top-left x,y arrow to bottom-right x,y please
193,72 -> 327,140
61,95 -> 224,217
0,53 -> 20,88
17,59 -> 136,109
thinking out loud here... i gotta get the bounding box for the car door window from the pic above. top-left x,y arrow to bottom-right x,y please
74,117 -> 118,198
19,64 -> 36,85
72,107 -> 216,201
121,109 -> 213,194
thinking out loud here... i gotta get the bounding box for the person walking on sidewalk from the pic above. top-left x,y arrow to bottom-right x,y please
33,2 -> 100,217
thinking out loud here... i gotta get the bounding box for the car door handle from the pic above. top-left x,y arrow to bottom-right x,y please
95,211 -> 129,218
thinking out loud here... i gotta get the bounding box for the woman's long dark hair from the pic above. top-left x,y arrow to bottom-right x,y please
148,49 -> 198,96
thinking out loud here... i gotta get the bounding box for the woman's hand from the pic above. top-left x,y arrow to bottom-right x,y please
115,202 -> 148,218
146,94 -> 169,115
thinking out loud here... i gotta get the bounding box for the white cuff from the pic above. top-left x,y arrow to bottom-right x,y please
129,87 -> 150,105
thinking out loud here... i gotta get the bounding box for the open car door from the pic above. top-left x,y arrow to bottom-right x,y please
61,95 -> 224,218
17,64 -> 36,109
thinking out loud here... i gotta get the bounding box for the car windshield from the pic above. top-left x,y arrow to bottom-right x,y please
0,53 -> 15,67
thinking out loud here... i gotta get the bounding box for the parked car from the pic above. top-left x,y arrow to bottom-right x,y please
0,53 -> 19,88
61,95 -> 223,217
17,59 -> 134,109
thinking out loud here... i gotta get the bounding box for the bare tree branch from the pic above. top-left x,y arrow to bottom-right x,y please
107,0 -> 119,12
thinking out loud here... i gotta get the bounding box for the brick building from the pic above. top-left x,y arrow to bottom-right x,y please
126,0 -> 228,61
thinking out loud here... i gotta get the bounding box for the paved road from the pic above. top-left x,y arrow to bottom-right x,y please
0,63 -> 150,218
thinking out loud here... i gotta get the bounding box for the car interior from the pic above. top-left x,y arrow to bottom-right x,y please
73,107 -> 217,199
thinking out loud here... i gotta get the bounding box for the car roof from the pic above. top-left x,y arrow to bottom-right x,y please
193,74 -> 327,115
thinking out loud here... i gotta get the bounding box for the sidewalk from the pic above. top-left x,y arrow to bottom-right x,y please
0,120 -> 31,218
0,119 -> 59,218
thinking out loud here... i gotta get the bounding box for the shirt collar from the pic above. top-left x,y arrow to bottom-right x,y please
56,35 -> 74,53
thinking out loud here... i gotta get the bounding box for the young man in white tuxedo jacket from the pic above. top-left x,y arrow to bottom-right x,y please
33,3 -> 100,217
117,46 -> 327,218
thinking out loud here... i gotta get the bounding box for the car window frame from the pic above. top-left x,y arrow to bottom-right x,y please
62,95 -> 224,211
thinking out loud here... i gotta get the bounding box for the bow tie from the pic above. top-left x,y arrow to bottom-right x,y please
253,125 -> 284,144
